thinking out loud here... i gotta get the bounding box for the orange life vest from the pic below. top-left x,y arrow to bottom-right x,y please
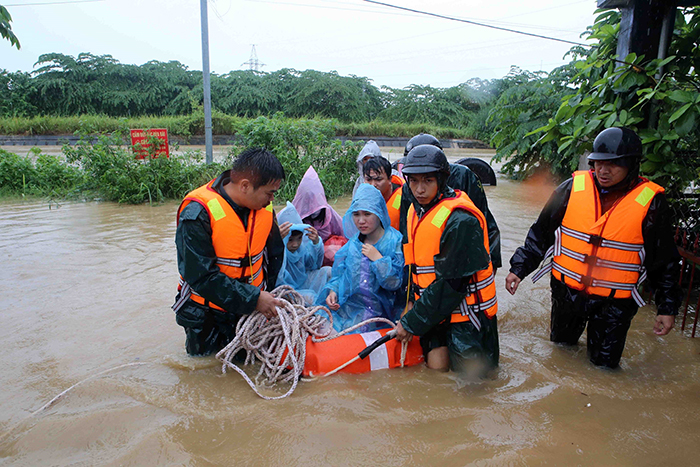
403,191 -> 497,330
532,170 -> 663,307
173,179 -> 274,312
386,174 -> 404,230
302,328 -> 424,376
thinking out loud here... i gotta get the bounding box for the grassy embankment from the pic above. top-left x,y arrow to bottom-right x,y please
0,114 -> 474,140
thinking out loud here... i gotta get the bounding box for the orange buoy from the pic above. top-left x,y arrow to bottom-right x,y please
303,328 -> 424,377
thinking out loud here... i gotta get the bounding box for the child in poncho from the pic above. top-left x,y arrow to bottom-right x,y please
316,184 -> 404,334
276,202 -> 331,305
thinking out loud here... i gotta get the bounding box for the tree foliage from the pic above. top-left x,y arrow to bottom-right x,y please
378,84 -> 479,128
489,66 -> 577,178
1,6 -> 20,50
492,7 -> 700,194
1,53 -> 502,138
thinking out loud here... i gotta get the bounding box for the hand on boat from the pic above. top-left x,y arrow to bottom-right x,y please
394,322 -> 413,343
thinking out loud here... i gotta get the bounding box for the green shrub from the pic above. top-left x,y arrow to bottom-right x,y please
63,132 -> 228,204
0,148 -> 37,195
234,114 -> 360,201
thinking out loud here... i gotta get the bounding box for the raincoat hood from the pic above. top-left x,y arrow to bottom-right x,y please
343,183 -> 392,239
277,202 -> 312,252
356,140 -> 382,177
292,166 -> 344,241
275,202 -> 328,299
357,140 -> 382,164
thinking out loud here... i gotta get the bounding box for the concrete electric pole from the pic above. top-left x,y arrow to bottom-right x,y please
200,0 -> 213,164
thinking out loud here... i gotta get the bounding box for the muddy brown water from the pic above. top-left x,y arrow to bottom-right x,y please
1,151 -> 699,465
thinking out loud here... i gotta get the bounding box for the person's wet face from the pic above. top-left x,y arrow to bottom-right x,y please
406,173 -> 439,206
364,169 -> 392,201
352,210 -> 381,236
594,160 -> 628,188
287,231 -> 303,253
248,179 -> 282,210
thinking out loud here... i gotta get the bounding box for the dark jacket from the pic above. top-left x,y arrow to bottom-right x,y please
509,176 -> 681,316
400,187 -> 492,336
175,171 -> 285,315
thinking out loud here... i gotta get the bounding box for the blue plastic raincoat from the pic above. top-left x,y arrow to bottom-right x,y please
276,202 -> 330,304
316,184 -> 405,333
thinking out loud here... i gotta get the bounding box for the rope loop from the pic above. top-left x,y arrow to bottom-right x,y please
216,286 -> 408,400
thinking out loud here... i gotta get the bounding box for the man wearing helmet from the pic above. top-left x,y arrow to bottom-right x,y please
395,144 -> 499,374
505,127 -> 681,369
398,133 -> 501,268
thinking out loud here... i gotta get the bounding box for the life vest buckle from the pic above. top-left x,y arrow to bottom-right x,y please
581,275 -> 593,287
582,254 -> 596,266
588,235 -> 603,247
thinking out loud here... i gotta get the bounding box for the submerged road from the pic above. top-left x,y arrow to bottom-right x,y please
0,152 -> 699,465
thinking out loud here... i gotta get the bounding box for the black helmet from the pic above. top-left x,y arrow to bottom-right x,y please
402,144 -> 450,175
404,133 -> 442,157
587,127 -> 642,162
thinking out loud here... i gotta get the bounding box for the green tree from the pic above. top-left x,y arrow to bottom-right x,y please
530,8 -> 700,194
0,70 -> 36,116
489,66 -> 576,178
489,7 -> 700,197
378,84 -> 478,128
1,6 -> 20,50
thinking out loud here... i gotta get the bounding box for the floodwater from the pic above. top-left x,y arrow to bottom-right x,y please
1,150 -> 699,466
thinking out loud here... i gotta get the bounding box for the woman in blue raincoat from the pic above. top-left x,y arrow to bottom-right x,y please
276,202 -> 331,304
316,184 -> 404,333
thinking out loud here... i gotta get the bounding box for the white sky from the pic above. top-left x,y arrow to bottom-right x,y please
1,0 -> 602,89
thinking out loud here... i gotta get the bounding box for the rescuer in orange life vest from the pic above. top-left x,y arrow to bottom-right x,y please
173,147 -> 286,356
394,144 -> 499,373
505,127 -> 681,369
362,155 -> 404,230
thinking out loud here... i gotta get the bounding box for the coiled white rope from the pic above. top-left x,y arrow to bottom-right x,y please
216,285 -> 406,400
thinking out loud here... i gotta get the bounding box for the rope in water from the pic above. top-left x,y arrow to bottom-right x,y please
0,362 -> 151,445
216,285 -> 406,400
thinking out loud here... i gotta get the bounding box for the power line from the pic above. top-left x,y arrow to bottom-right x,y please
5,0 -> 104,6
362,0 -> 589,47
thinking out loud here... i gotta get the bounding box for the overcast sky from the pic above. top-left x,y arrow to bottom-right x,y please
2,0 -> 602,89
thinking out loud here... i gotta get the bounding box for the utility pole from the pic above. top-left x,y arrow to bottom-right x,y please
242,45 -> 266,72
200,0 -> 213,164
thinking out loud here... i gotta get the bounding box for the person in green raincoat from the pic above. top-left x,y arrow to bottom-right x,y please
395,144 -> 499,374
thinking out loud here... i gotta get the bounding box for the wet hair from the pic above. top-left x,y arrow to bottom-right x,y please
362,156 -> 392,180
230,147 -> 285,188
289,230 -> 303,240
303,208 -> 325,225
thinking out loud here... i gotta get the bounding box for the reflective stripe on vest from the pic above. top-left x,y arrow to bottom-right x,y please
404,191 -> 497,325
533,170 -> 662,307
173,179 -> 273,312
387,175 -> 404,230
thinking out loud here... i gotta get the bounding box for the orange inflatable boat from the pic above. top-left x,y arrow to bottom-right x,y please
303,328 -> 424,377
